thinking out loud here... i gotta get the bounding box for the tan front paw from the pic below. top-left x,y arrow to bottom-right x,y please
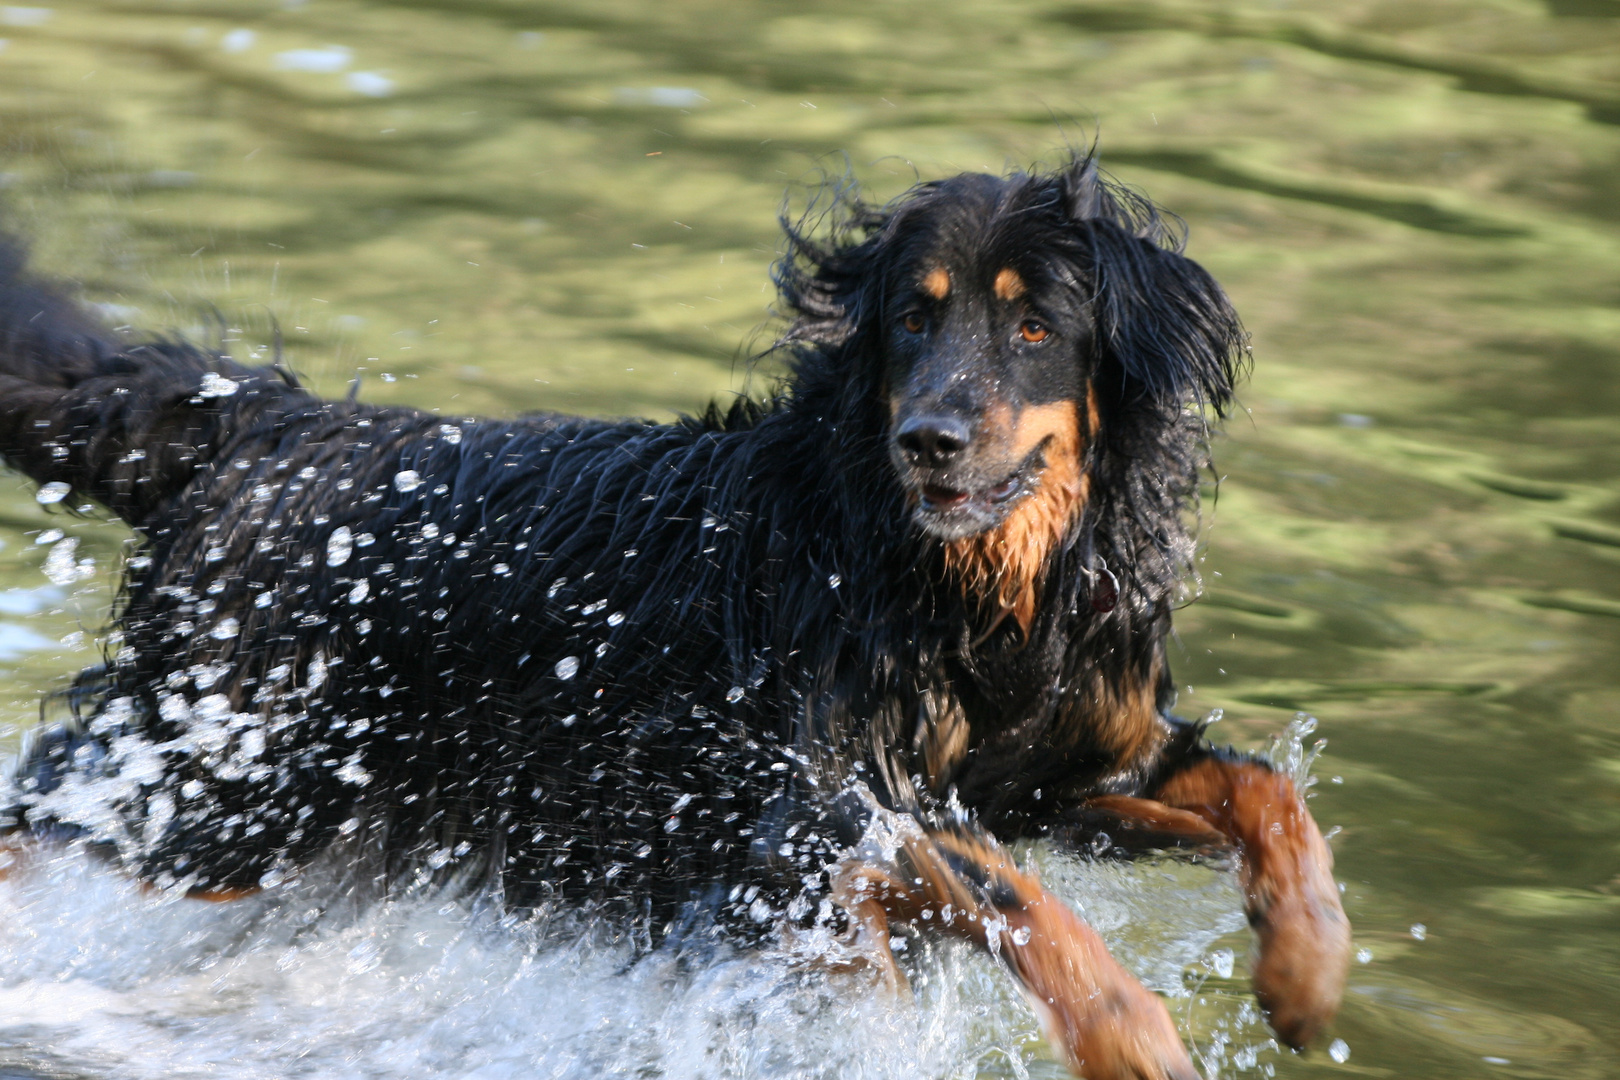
1251,889 -> 1352,1049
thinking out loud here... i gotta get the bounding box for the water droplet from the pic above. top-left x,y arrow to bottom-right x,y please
438,424 -> 463,445
1328,1039 -> 1350,1063
392,470 -> 423,492
42,537 -> 82,585
210,617 -> 240,640
1410,923 -> 1427,941
493,562 -> 511,576
348,579 -> 369,603
1356,947 -> 1373,964
827,573 -> 841,588
35,481 -> 71,505
726,686 -> 745,703
197,371 -> 238,398
194,694 -> 232,724
581,599 -> 606,615
335,756 -> 373,787
35,528 -> 63,544
326,525 -> 353,567
555,656 -> 579,680
606,611 -> 625,626
1209,948 -> 1235,979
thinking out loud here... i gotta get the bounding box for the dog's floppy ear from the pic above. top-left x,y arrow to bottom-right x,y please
1063,160 -> 1246,416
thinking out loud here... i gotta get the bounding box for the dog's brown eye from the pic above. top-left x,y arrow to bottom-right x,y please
1020,320 -> 1049,343
902,313 -> 926,334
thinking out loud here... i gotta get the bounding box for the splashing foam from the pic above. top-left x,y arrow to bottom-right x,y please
0,837 -> 1276,1079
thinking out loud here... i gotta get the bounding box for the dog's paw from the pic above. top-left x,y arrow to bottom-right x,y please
1001,891 -> 1198,1080
1039,981 -> 1201,1080
1251,886 -> 1352,1049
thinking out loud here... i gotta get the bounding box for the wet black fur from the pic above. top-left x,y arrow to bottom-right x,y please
0,157 -> 1246,935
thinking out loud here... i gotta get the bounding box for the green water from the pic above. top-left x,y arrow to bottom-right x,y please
1,0 -> 1617,1076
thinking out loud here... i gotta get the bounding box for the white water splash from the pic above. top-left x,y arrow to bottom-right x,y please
1266,712 -> 1326,791
0,841 -> 1275,1080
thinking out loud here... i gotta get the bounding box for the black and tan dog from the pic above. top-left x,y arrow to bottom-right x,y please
0,157 -> 1349,1079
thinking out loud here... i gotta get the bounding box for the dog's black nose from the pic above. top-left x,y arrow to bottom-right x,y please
896,415 -> 972,467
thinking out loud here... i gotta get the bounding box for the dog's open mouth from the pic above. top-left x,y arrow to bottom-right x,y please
908,450 -> 1044,540
920,474 -> 1020,511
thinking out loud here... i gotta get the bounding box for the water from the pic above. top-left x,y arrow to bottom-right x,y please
2,0 -> 1618,1077
0,844 -> 1244,1080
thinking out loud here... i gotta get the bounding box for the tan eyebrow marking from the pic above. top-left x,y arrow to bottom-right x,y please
993,267 -> 1025,301
923,267 -> 951,300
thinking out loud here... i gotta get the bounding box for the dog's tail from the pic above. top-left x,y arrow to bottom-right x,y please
0,232 -> 309,529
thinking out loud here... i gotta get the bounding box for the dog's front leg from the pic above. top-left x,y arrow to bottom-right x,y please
1074,751 -> 1351,1049
1151,754 -> 1350,1048
833,822 -> 1198,1080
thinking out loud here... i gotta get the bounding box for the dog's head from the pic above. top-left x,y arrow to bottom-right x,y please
779,157 -> 1246,549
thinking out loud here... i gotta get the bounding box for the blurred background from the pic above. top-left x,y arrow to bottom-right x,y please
0,1 -> 1617,1078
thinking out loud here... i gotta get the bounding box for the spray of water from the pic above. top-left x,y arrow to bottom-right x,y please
0,830 -> 1298,1080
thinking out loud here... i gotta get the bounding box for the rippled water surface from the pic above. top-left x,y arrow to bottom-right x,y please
1,1 -> 1618,1077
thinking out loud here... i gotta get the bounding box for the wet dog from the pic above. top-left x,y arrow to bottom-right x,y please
0,156 -> 1349,1079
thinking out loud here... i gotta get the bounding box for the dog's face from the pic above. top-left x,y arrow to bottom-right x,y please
778,160 -> 1245,571
882,209 -> 1094,542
